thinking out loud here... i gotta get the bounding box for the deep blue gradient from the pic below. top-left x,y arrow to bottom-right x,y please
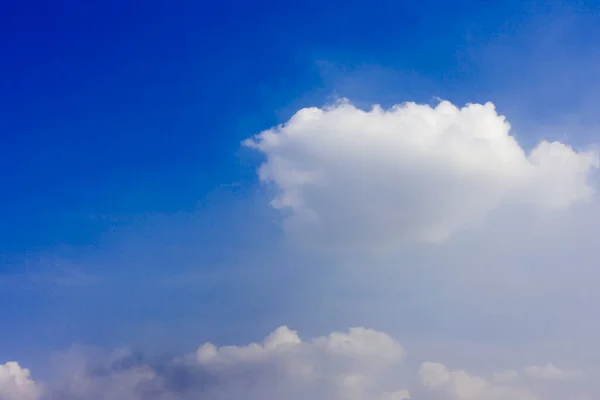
0,0 -> 553,253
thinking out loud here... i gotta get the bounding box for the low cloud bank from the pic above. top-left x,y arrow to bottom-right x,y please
1,326 -> 588,400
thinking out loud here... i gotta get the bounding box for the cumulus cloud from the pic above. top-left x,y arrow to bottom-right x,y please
189,325 -> 408,400
5,326 -> 590,400
245,100 -> 598,250
0,362 -> 41,400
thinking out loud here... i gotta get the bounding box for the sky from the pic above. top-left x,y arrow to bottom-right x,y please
2,0 -> 600,399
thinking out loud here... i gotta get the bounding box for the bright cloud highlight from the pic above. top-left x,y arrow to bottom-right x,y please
0,362 -> 40,400
245,100 -> 598,250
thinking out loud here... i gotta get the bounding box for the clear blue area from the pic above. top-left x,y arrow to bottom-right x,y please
0,0 -> 543,253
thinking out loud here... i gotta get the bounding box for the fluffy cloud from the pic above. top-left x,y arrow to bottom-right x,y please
193,326 -> 407,400
245,100 -> 598,250
5,326 -> 589,400
0,362 -> 41,400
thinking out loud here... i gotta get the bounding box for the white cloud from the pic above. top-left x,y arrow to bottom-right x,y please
193,325 -> 407,400
245,100 -> 598,251
0,362 -> 41,400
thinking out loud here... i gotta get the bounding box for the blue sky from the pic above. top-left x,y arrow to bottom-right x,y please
3,1 -> 600,398
2,0 -> 598,252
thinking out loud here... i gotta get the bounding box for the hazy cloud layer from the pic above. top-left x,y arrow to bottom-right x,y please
4,100 -> 600,400
2,327 -> 591,400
